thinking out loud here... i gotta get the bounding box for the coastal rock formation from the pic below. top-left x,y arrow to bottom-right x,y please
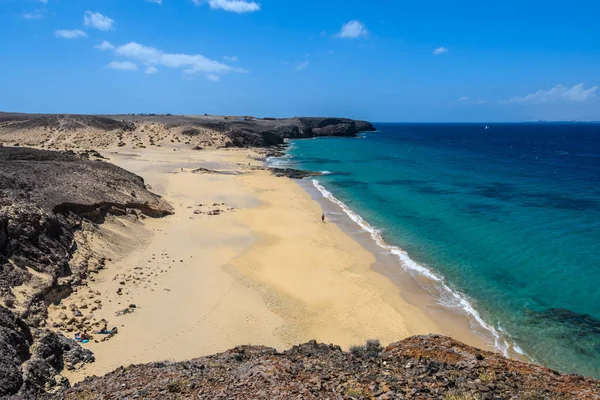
0,147 -> 172,396
270,168 -> 322,179
0,113 -> 376,150
0,305 -> 93,398
59,335 -> 599,399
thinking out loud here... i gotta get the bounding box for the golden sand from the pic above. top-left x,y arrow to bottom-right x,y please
50,147 -> 477,382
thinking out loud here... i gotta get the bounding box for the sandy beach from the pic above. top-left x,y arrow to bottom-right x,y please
45,146 -> 486,382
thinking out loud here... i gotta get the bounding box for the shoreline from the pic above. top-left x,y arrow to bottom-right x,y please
271,141 -> 527,361
50,146 -> 459,383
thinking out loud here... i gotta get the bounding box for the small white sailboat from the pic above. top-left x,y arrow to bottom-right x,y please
485,125 -> 490,130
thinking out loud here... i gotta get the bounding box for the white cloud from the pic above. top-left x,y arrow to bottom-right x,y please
109,41 -> 244,79
206,74 -> 221,82
107,61 -> 138,71
147,0 -> 162,3
39,0 -> 47,3
458,96 -> 485,104
145,66 -> 159,74
55,29 -> 87,39
336,20 -> 368,39
433,47 -> 449,55
296,61 -> 309,71
95,40 -> 114,51
223,55 -> 238,62
23,9 -> 46,20
506,83 -> 598,104
193,0 -> 260,13
115,42 -> 162,61
84,11 -> 115,31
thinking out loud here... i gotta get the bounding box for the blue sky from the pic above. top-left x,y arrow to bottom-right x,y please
2,0 -> 600,121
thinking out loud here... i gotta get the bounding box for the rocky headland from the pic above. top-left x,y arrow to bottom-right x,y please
0,113 -> 376,150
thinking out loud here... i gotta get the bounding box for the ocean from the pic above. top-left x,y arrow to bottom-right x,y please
270,123 -> 600,379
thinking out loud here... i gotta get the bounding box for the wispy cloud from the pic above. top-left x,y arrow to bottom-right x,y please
223,55 -> 238,62
296,61 -> 309,71
335,20 -> 368,39
458,96 -> 485,104
55,29 -> 87,39
147,0 -> 162,4
102,41 -> 245,80
145,66 -> 159,74
433,47 -> 449,55
23,9 -> 46,20
505,83 -> 598,104
107,61 -> 138,71
192,0 -> 260,13
206,74 -> 221,82
84,11 -> 115,31
95,40 -> 114,51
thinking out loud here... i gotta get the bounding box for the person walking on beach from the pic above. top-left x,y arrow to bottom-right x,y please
321,213 -> 325,223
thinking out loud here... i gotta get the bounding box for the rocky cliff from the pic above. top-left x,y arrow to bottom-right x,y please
59,335 -> 599,399
0,147 -> 173,397
0,113 -> 376,150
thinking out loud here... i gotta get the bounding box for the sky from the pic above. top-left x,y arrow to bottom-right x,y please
2,0 -> 600,122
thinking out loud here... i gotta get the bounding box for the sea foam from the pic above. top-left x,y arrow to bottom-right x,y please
312,178 -> 517,357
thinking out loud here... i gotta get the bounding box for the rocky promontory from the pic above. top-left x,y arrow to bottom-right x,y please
0,147 -> 173,397
0,113 -> 375,150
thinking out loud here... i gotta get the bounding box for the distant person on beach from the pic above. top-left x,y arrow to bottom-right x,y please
321,214 -> 325,223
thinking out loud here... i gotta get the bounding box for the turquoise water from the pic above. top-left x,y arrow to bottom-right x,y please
276,123 -> 600,378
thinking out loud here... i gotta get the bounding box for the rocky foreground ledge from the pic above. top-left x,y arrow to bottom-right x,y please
60,335 -> 599,400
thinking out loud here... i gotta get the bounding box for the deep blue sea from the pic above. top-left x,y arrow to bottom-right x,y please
276,123 -> 600,379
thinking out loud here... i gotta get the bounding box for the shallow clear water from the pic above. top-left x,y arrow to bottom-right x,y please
278,123 -> 600,378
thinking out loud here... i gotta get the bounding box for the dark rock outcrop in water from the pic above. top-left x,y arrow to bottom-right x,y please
59,335 -> 599,399
270,168 -> 322,179
0,147 -> 172,397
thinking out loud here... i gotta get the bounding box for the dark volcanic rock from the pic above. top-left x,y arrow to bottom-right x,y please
0,306 -> 32,397
0,306 -> 93,398
59,335 -> 600,399
225,127 -> 285,147
270,168 -> 322,179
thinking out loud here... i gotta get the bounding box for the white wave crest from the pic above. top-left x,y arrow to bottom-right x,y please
312,178 -> 515,357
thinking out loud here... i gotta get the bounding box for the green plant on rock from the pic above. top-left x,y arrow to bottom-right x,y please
364,339 -> 382,358
349,339 -> 382,358
349,345 -> 364,357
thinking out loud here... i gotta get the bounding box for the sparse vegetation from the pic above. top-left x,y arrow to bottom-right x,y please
478,370 -> 496,383
348,339 -> 382,358
349,345 -> 364,357
167,379 -> 184,393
